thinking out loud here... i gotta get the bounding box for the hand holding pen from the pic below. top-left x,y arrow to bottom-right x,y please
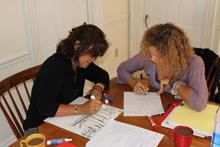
133,73 -> 149,95
79,95 -> 102,114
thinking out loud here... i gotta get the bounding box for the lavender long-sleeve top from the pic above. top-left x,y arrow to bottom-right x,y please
117,53 -> 208,111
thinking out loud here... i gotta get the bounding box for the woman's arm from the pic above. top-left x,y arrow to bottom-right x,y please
117,53 -> 150,94
158,56 -> 208,111
82,63 -> 109,90
117,53 -> 146,84
177,56 -> 208,111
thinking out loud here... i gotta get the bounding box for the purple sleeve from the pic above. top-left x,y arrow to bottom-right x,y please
187,56 -> 208,111
117,53 -> 146,84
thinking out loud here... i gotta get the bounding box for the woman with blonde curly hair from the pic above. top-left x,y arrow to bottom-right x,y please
117,23 -> 208,111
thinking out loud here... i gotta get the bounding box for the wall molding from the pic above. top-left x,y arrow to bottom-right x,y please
87,0 -> 104,28
0,51 -> 30,70
129,0 -> 145,57
218,33 -> 220,55
22,0 -> 42,65
203,0 -> 218,48
103,15 -> 129,29
0,135 -> 16,147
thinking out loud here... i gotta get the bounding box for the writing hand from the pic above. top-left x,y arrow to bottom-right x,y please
79,99 -> 102,114
133,81 -> 149,94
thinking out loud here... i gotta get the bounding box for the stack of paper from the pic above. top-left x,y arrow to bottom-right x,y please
161,104 -> 219,137
124,92 -> 164,116
86,120 -> 164,147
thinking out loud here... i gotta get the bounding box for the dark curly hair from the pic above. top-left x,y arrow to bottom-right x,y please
141,23 -> 194,77
56,24 -> 109,61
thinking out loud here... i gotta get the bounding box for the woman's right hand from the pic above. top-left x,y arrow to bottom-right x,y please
133,81 -> 149,94
78,99 -> 102,114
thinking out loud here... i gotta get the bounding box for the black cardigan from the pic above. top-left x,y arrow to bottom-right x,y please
23,53 -> 109,130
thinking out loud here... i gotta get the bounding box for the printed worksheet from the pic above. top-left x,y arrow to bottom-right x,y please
124,92 -> 164,116
45,97 -> 123,139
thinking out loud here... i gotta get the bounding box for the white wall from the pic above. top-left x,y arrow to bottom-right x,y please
0,0 -> 32,80
0,0 -> 88,146
212,0 -> 220,54
0,1 -> 32,145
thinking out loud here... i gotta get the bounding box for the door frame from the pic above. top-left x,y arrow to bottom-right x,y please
129,0 -> 218,57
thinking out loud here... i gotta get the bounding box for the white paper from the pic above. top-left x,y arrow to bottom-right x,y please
86,120 -> 164,147
123,92 -> 164,116
45,97 -> 123,139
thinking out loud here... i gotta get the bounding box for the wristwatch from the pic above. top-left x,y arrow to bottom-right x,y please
168,76 -> 177,88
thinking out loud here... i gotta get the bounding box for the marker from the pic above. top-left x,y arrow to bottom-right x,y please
103,93 -> 113,104
104,98 -> 114,104
47,138 -> 72,145
147,115 -> 156,127
90,95 -> 96,100
147,115 -> 159,131
140,73 -> 147,95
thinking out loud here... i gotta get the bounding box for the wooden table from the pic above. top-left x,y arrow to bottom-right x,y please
10,78 -> 211,147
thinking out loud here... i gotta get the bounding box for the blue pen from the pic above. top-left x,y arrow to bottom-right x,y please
47,138 -> 72,145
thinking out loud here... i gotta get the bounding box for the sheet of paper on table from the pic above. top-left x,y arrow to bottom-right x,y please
86,120 -> 164,147
45,97 -> 123,139
124,92 -> 164,116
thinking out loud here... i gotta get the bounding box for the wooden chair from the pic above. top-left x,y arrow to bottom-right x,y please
194,48 -> 220,102
0,65 -> 40,139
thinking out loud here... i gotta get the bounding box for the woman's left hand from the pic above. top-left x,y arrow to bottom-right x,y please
157,79 -> 169,95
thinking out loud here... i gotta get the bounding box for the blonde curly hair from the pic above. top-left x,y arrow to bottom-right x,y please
141,23 -> 194,77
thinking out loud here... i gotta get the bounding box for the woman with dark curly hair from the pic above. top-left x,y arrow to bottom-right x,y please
23,24 -> 109,133
117,23 -> 208,111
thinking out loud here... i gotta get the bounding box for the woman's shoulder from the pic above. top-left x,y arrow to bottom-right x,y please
129,52 -> 151,64
41,53 -> 71,72
188,54 -> 205,68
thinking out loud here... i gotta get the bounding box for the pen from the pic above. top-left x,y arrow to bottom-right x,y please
47,138 -> 72,145
140,73 -> 147,95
